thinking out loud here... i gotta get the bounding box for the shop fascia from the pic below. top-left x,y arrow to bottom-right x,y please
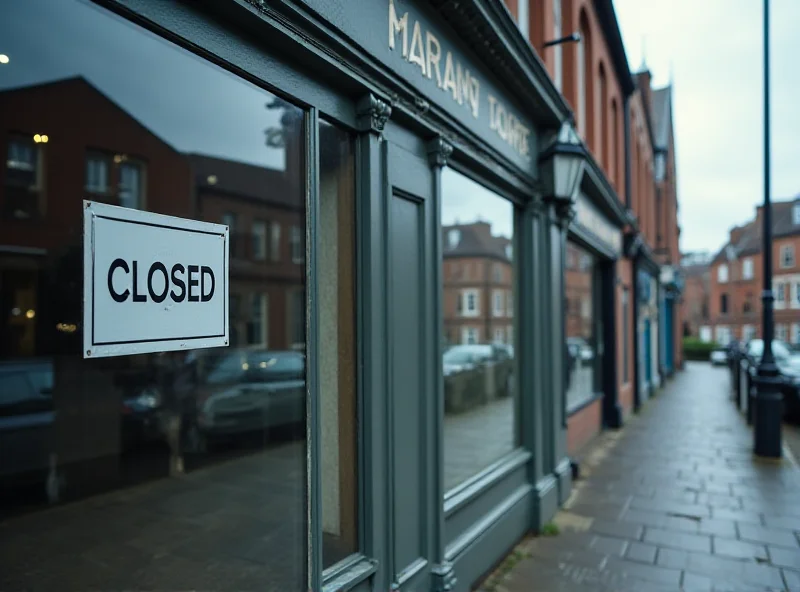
388,0 -> 530,160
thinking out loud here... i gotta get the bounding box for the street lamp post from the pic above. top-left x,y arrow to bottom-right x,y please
753,0 -> 782,459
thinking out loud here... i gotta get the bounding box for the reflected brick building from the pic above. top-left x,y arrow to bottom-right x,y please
0,78 -> 304,359
442,222 -> 513,347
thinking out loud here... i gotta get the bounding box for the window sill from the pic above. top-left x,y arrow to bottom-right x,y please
566,392 -> 604,418
322,554 -> 378,592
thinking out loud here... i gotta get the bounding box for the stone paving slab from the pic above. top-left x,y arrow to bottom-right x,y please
480,363 -> 800,592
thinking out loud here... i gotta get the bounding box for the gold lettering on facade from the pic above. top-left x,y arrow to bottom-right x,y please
388,0 -> 528,158
442,52 -> 457,100
408,21 -> 427,76
489,94 -> 530,157
426,32 -> 442,86
389,0 -> 409,57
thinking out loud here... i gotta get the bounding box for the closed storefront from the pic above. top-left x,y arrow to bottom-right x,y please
0,1 -> 597,590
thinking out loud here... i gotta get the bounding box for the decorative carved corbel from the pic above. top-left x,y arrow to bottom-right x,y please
427,136 -> 453,167
356,93 -> 392,135
544,195 -> 576,229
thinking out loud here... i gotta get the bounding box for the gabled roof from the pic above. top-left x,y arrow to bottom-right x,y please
0,76 -> 177,153
710,199 -> 800,264
187,153 -> 297,208
442,222 -> 510,261
651,86 -> 672,150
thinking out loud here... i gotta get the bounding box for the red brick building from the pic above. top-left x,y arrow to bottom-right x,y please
680,252 -> 712,339
708,199 -> 800,346
442,222 -> 513,348
504,0 -> 683,455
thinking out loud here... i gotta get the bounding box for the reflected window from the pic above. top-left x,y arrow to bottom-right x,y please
0,1 -> 307,589
565,241 -> 603,411
5,135 -> 42,218
252,220 -> 267,260
290,224 -> 303,264
270,221 -> 281,262
318,120 -> 357,569
85,153 -> 109,193
118,161 -> 143,209
441,168 -> 516,491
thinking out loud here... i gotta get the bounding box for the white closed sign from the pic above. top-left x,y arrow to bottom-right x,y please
83,201 -> 229,358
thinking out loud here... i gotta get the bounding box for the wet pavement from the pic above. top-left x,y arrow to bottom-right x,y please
481,363 -> 800,592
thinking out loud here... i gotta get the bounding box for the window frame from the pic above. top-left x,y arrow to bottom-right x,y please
717,263 -> 729,283
780,245 -> 795,268
742,257 -> 754,280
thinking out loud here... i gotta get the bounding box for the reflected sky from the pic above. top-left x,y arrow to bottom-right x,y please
0,0 -> 285,169
442,168 -> 513,238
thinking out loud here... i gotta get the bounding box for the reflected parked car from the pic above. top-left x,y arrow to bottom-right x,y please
185,349 -> 305,452
442,344 -> 514,414
742,339 -> 800,421
0,359 -> 58,500
710,348 -> 728,366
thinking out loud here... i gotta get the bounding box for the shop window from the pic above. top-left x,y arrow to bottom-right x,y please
441,167 -> 516,491
780,245 -> 795,268
565,241 -> 602,411
318,120 -> 357,569
290,224 -> 303,264
5,135 -> 43,218
0,2 -> 309,588
252,220 -> 267,260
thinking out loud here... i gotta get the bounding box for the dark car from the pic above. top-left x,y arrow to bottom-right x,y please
184,349 -> 306,452
0,359 -> 58,501
743,339 -> 800,421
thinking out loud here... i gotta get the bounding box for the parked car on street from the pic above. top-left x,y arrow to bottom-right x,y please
442,344 -> 514,414
741,339 -> 800,421
710,348 -> 728,366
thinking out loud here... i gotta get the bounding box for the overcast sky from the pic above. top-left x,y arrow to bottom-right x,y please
614,0 -> 800,255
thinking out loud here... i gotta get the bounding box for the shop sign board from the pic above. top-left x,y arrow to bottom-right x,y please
83,201 -> 229,358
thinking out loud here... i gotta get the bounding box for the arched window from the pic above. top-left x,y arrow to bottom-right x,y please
610,98 -> 619,189
576,11 -> 592,140
598,63 -> 607,168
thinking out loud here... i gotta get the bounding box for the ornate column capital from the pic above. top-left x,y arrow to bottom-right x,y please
356,93 -> 392,135
545,195 -> 576,230
427,136 -> 453,167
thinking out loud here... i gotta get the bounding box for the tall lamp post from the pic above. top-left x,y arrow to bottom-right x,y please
753,0 -> 782,458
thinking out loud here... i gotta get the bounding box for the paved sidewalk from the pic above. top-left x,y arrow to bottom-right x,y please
483,363 -> 800,592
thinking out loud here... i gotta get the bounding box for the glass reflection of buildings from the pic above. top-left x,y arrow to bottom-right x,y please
0,77 -> 304,361
442,221 -> 513,348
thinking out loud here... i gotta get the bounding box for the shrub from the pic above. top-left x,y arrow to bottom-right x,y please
683,337 -> 719,361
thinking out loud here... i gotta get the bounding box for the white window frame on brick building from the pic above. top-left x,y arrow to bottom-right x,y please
460,289 -> 480,318
780,244 -> 795,269
717,264 -> 728,283
493,327 -> 505,344
492,290 -> 504,317
791,322 -> 800,346
791,279 -> 800,309
742,257 -> 754,280
774,279 -> 786,310
742,324 -> 756,342
776,324 -> 788,343
461,326 -> 478,345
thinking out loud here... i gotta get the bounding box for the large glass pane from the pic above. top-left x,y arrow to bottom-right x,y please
441,168 -> 516,491
318,120 -> 358,568
565,241 -> 602,411
0,2 -> 307,590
